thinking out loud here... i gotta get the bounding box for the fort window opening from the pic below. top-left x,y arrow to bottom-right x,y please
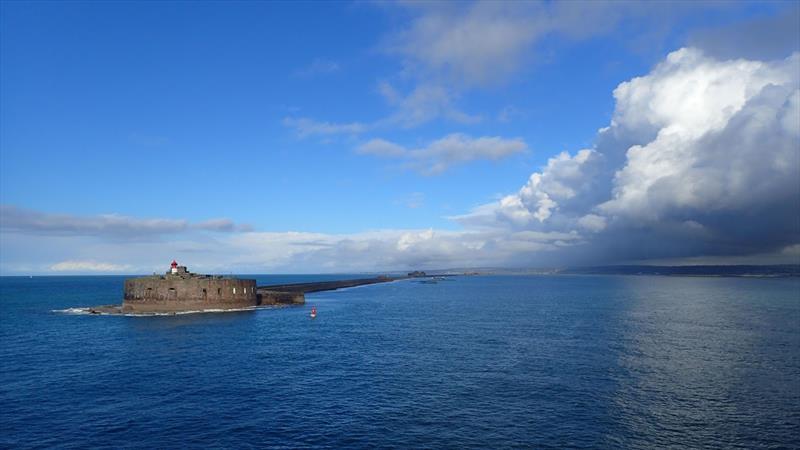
217,288 -> 221,295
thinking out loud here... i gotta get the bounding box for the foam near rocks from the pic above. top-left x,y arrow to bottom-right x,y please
54,304 -> 289,317
53,308 -> 95,315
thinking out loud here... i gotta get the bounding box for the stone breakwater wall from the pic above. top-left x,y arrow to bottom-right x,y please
256,289 -> 305,306
259,277 -> 397,294
254,277 -> 398,306
123,277 -> 257,313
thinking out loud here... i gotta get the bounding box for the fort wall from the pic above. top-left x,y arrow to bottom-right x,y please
123,276 -> 257,313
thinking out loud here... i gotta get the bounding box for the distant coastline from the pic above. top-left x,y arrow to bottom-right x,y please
4,264 -> 799,278
453,264 -> 800,278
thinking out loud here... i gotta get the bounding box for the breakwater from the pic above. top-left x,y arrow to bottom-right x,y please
80,275 -> 407,315
256,276 -> 400,306
259,276 -> 399,294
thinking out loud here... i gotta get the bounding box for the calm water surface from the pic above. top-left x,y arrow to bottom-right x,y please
1,275 -> 798,448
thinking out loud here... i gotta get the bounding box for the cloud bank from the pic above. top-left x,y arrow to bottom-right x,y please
50,260 -> 132,273
386,1 -> 545,87
371,0 -> 738,126
458,48 -> 800,264
0,205 -> 251,239
281,117 -> 367,138
2,48 -> 798,274
357,133 -> 527,174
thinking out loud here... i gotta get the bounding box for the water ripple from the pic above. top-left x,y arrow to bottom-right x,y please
1,275 -> 799,448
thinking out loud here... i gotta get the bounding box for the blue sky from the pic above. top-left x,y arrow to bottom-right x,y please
1,1 -> 798,274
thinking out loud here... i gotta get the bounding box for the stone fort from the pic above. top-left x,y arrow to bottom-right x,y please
122,261 -> 258,313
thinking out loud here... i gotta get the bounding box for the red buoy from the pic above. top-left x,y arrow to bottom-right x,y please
310,306 -> 317,318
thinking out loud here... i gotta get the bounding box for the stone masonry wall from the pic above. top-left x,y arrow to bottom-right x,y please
256,290 -> 305,306
123,277 -> 257,313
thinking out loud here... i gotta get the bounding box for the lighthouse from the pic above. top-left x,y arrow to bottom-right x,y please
171,260 -> 178,274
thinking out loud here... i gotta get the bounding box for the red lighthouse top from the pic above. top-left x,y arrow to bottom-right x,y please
171,260 -> 178,268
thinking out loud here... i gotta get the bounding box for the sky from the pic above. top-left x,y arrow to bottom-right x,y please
1,0 -> 798,275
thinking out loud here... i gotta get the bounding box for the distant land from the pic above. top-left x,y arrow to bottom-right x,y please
558,265 -> 800,277
441,265 -> 800,278
2,265 -> 798,278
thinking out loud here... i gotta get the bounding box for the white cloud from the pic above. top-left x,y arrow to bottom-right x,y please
497,105 -> 523,123
400,192 -> 425,209
246,228 -> 583,271
781,244 -> 800,258
357,138 -> 406,157
287,2 -> 754,135
282,117 -> 367,138
387,1 -> 545,87
369,2 -> 542,129
383,1 -> 726,88
517,150 -> 603,222
356,133 -> 527,174
2,217 -> 589,274
578,214 -> 607,233
195,218 -> 252,233
600,48 -> 799,221
0,205 -> 250,239
456,148 -> 604,227
454,48 -> 800,263
286,2 -> 540,133
5,45 -> 800,274
50,260 -> 131,273
687,6 -> 800,61
377,82 -> 481,127
295,58 -> 341,77
284,81 -> 481,138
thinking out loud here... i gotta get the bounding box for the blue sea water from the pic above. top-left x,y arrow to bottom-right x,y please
1,274 -> 799,448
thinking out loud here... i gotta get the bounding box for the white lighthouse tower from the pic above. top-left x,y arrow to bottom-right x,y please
170,260 -> 178,274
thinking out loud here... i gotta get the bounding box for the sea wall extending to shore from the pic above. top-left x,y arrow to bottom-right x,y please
254,277 -> 399,305
259,277 -> 397,294
256,290 -> 305,306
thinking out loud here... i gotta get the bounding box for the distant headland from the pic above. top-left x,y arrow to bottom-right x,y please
457,265 -> 800,277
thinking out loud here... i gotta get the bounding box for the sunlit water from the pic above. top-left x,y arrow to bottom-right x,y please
1,275 -> 798,448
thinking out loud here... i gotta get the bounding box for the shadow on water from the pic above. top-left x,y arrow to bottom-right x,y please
123,309 -> 261,331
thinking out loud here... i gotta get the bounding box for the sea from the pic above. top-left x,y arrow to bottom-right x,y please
1,274 -> 798,448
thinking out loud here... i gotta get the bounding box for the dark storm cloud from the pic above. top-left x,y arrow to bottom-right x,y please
456,48 -> 800,265
688,6 -> 800,61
